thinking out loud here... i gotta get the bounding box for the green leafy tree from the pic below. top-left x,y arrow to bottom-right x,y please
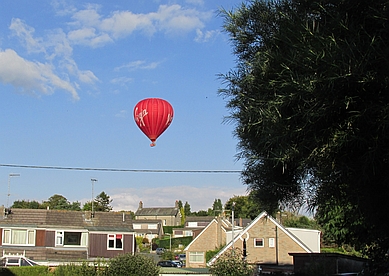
184,201 -> 191,216
283,214 -> 318,229
192,210 -> 208,216
212,199 -> 223,216
107,253 -> 159,276
11,200 -> 43,209
225,195 -> 261,219
42,194 -> 81,210
177,200 -> 183,209
94,191 -> 112,211
83,191 -> 112,212
220,0 -> 389,267
180,206 -> 185,226
209,248 -> 254,276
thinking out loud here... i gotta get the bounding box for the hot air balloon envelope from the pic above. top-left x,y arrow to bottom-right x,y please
134,98 -> 174,146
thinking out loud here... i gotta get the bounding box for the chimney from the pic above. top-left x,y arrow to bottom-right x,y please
139,201 -> 143,209
175,200 -> 179,208
239,217 -> 243,227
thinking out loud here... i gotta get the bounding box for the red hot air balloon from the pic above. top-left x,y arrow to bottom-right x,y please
134,98 -> 174,146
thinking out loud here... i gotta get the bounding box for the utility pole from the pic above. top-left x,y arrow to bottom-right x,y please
232,202 -> 235,251
91,178 -> 97,218
7,173 -> 20,213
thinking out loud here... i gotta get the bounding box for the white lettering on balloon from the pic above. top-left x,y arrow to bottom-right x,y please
135,107 -> 148,127
165,113 -> 173,126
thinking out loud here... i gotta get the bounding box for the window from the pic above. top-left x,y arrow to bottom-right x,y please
269,238 -> 275,248
189,252 -> 204,263
56,231 -> 63,245
2,229 -> 35,246
188,222 -> 198,227
108,234 -> 123,250
254,238 -> 264,247
184,231 -> 193,237
56,231 -> 86,246
133,224 -> 141,229
148,224 -> 157,229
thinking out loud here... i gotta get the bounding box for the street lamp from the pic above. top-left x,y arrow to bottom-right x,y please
91,178 -> 97,218
166,233 -> 172,252
7,173 -> 20,212
231,202 -> 235,250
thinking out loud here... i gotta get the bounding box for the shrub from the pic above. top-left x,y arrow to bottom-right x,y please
209,248 -> 254,276
161,250 -> 175,260
53,261 -> 106,276
6,266 -> 50,276
107,253 -> 159,276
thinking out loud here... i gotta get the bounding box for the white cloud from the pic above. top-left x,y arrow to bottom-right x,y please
66,4 -> 212,44
0,49 -> 79,100
115,110 -> 128,118
111,76 -> 134,85
195,28 -> 219,43
152,5 -> 208,34
186,0 -> 204,5
7,19 -> 99,99
109,185 -> 248,212
9,18 -> 46,54
115,60 -> 161,71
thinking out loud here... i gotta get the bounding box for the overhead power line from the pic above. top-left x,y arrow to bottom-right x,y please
0,163 -> 241,174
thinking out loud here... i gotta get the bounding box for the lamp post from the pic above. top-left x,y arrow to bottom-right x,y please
231,202 -> 235,251
7,173 -> 20,211
91,178 -> 97,218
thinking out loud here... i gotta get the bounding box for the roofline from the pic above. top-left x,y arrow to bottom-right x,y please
184,217 -> 229,251
207,211 -> 313,266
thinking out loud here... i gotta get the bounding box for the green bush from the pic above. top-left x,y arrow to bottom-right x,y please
6,266 -> 51,276
161,250 -> 175,260
209,248 -> 254,276
107,253 -> 159,276
53,262 -> 107,276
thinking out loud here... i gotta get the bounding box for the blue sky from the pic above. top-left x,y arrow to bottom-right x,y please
0,0 -> 247,212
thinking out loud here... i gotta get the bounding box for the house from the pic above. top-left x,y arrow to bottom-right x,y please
0,207 -> 135,262
172,216 -> 215,238
134,201 -> 181,226
183,216 -> 243,268
132,219 -> 164,241
184,211 -> 320,268
207,211 -> 320,267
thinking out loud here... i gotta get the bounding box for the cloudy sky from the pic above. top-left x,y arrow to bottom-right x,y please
0,0 -> 247,212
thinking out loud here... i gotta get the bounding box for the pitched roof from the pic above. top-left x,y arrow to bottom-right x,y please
185,216 -> 215,222
0,208 -> 134,232
135,207 -> 179,217
207,211 -> 313,265
184,217 -> 231,251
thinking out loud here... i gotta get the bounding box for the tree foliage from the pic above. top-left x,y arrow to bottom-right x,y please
83,191 -> 112,212
184,201 -> 191,216
212,199 -> 223,216
11,200 -> 43,209
220,0 -> 389,266
42,194 -> 81,211
107,253 -> 159,276
225,195 -> 261,219
209,248 -> 254,276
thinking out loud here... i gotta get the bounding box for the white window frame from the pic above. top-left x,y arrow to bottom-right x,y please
107,234 -> 123,250
254,238 -> 264,247
2,228 -> 35,246
56,231 -> 64,246
269,238 -> 275,248
189,251 -> 204,263
55,230 -> 87,247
